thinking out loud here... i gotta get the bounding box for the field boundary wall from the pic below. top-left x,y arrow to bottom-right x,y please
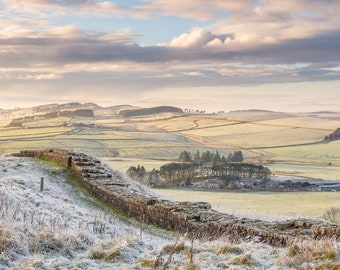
12,149 -> 340,246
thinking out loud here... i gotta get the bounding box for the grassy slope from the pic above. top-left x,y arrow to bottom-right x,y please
1,154 -> 339,269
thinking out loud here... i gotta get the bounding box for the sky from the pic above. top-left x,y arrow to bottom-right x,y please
1,0 -> 340,112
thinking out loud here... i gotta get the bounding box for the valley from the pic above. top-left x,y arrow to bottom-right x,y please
0,103 -> 339,269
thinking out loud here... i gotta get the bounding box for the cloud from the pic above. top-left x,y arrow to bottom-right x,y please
0,24 -> 140,67
2,0 -> 340,45
3,0 -> 340,23
18,73 -> 61,80
168,28 -> 214,48
0,0 -> 252,21
133,0 -> 253,20
182,71 -> 205,77
1,0 -> 340,97
1,22 -> 340,88
2,0 -> 126,18
145,73 -> 176,79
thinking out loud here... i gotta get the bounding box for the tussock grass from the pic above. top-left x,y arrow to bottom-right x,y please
323,207 -> 340,225
139,258 -> 155,268
279,240 -> 339,269
216,244 -> 243,255
0,229 -> 12,252
29,232 -> 65,255
312,261 -> 340,270
28,231 -> 90,258
88,238 -> 147,263
13,259 -> 44,270
89,244 -> 122,262
162,241 -> 186,254
145,238 -> 198,270
0,227 -> 27,259
232,253 -> 258,267
185,262 -> 200,270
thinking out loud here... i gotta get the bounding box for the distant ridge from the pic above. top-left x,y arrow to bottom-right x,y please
311,111 -> 336,114
6,102 -> 99,127
118,106 -> 183,117
108,104 -> 136,110
230,109 -> 276,113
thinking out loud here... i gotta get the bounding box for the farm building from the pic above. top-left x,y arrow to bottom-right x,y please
314,184 -> 340,191
201,179 -> 225,189
239,178 -> 261,189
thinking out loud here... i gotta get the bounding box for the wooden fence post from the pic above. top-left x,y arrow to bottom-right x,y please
40,177 -> 44,192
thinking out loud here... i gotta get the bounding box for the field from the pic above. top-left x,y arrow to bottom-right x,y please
154,188 -> 339,221
2,110 -> 339,175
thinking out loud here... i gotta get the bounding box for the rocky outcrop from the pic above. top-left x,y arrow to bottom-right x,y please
12,149 -> 340,247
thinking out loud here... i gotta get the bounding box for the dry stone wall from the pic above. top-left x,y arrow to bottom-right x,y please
13,149 -> 340,247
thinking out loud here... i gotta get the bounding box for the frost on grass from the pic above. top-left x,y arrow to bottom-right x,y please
0,156 -> 339,270
0,156 -> 166,269
323,207 -> 340,225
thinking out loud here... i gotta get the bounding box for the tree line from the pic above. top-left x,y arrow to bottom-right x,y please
178,150 -> 244,163
159,161 -> 271,185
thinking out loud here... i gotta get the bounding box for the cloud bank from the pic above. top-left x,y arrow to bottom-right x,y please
0,0 -> 340,110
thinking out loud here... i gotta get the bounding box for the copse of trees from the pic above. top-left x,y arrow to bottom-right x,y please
159,162 -> 195,185
127,149 -> 270,187
324,128 -> 340,141
183,108 -> 206,114
211,162 -> 271,180
160,161 -> 271,185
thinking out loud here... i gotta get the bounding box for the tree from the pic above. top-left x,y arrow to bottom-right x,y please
178,151 -> 192,162
201,150 -> 212,163
138,165 -> 146,178
127,165 -> 146,182
193,150 -> 201,163
160,162 -> 195,184
213,150 -> 221,163
228,151 -> 244,162
127,166 -> 138,179
147,168 -> 160,186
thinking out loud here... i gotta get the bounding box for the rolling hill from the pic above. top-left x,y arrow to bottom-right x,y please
0,103 -> 339,180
